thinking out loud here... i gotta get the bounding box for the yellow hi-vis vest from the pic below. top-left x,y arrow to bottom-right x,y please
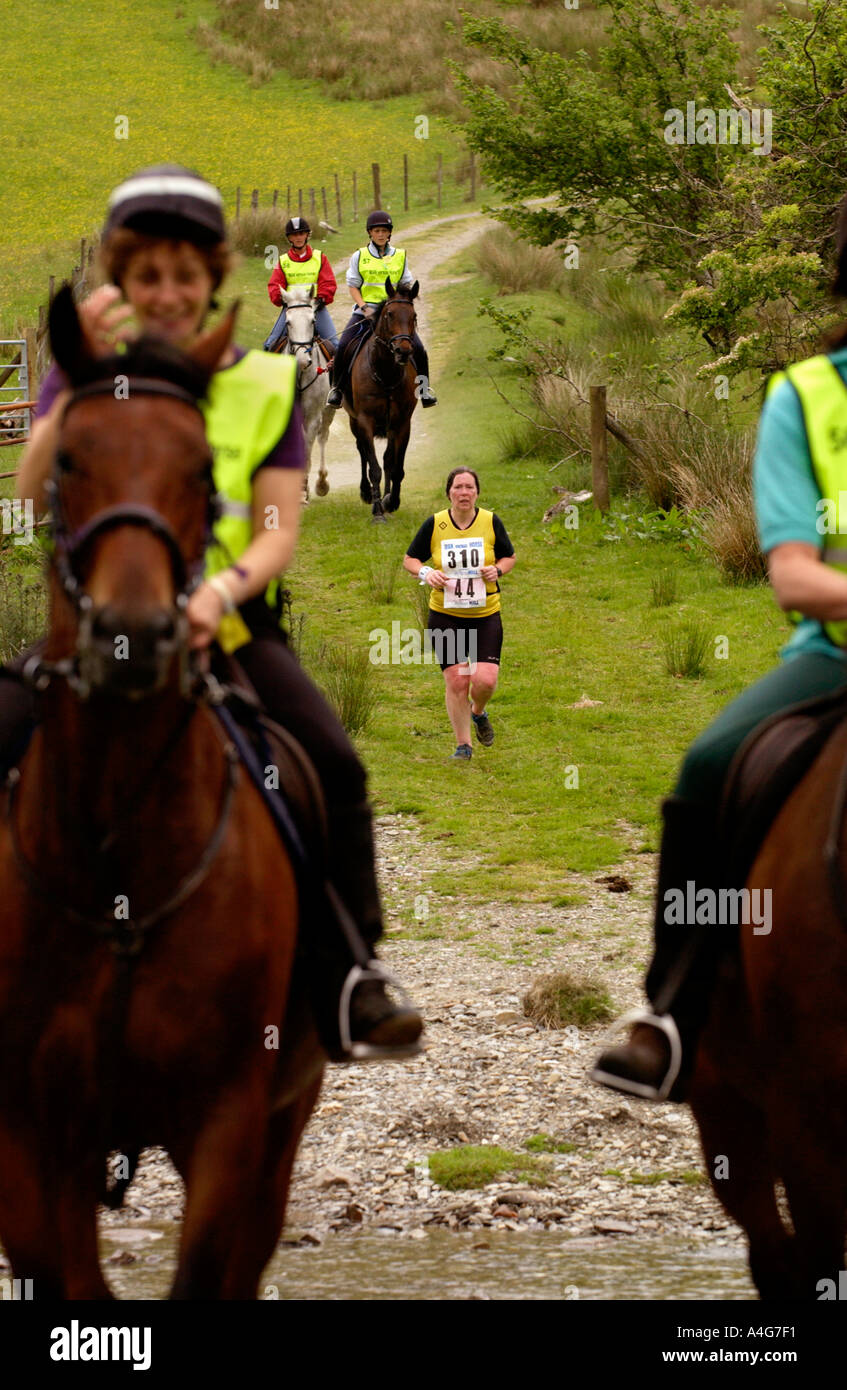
426,508 -> 501,617
279,248 -> 322,287
200,350 -> 298,630
357,245 -> 406,303
767,354 -> 847,646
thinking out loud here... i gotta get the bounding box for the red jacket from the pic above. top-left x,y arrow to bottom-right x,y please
268,245 -> 337,306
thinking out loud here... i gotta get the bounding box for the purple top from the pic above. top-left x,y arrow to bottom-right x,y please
34,346 -> 306,473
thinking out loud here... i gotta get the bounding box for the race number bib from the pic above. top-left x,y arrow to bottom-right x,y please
441,535 -> 485,609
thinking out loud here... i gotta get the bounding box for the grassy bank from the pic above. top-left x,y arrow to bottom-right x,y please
3,0 -> 468,338
290,228 -> 788,904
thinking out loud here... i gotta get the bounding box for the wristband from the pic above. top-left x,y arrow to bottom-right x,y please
418,566 -> 432,584
208,573 -> 237,614
495,566 -> 503,579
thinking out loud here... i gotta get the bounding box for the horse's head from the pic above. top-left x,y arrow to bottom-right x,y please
45,284 -> 235,700
378,279 -> 419,365
281,286 -> 317,370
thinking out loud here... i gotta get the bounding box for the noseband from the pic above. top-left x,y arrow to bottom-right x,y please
30,377 -> 218,699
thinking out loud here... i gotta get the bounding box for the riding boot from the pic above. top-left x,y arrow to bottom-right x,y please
308,799 -> 423,1062
591,796 -> 731,1102
326,349 -> 346,407
412,339 -> 437,407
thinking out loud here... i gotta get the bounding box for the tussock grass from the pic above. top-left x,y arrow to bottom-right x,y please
524,1134 -> 576,1155
662,617 -> 711,680
522,972 -> 614,1029
366,553 -> 402,605
0,556 -> 45,665
427,1144 -> 550,1191
229,207 -> 291,258
475,227 -> 567,296
650,569 -> 677,608
311,641 -> 379,736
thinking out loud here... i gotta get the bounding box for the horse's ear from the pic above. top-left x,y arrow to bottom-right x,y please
190,301 -> 240,372
49,283 -> 97,384
307,283 -> 315,298
408,280 -> 420,300
385,278 -> 396,298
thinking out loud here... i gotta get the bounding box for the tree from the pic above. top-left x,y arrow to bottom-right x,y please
452,0 -> 847,377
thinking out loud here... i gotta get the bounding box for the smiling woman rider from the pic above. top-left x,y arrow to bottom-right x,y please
9,164 -> 422,1063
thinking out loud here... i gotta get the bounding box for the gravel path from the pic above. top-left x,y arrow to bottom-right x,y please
100,815 -> 744,1256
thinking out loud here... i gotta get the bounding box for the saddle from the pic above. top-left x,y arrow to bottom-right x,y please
209,651 -> 328,880
719,686 -> 847,885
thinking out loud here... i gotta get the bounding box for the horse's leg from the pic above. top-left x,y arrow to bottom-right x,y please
169,1076 -> 269,1300
690,1073 -> 796,1300
315,405 -> 330,497
778,1103 -> 847,1300
0,1123 -> 64,1299
302,431 -> 312,505
353,420 -> 383,519
222,1077 -> 322,1299
383,417 -> 411,514
53,1150 -> 115,1300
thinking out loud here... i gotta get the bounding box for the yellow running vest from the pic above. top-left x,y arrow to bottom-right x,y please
767,355 -> 847,645
357,246 -> 406,303
201,350 -> 298,635
279,248 -> 322,287
425,508 -> 501,618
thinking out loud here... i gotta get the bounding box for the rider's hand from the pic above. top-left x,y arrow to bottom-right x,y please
77,285 -> 136,357
186,582 -> 226,650
314,296 -> 325,309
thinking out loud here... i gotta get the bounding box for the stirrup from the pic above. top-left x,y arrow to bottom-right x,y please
589,1008 -> 683,1102
336,960 -> 423,1063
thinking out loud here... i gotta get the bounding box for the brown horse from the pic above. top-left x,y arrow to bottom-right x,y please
0,288 -> 324,1299
689,730 -> 847,1299
345,279 -> 420,521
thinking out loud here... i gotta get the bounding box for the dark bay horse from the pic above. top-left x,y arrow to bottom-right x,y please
0,288 -> 324,1299
345,279 -> 420,521
689,729 -> 847,1299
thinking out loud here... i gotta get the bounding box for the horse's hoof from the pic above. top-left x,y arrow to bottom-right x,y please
383,496 -> 399,514
371,513 -> 387,524
316,477 -> 329,497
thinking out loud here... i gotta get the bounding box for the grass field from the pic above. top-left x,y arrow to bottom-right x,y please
3,0 -> 467,338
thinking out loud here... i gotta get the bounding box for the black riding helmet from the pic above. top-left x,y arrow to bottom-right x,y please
285,216 -> 311,238
366,210 -> 393,233
103,164 -> 227,245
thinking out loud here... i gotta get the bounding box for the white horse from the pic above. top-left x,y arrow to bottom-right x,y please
280,285 -> 334,502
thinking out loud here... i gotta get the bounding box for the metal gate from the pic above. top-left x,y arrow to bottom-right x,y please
0,340 -> 33,446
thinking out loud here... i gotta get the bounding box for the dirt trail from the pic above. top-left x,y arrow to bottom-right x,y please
311,210 -> 496,493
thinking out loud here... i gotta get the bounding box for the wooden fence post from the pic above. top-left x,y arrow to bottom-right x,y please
298,188 -> 303,217
403,154 -> 408,212
309,187 -> 316,219
436,154 -> 443,210
251,188 -> 259,212
321,186 -> 329,223
371,161 -> 381,209
235,187 -> 241,221
287,184 -> 291,213
272,188 -> 278,208
334,171 -> 342,226
590,385 -> 610,514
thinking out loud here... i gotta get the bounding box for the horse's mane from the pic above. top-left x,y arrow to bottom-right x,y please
71,335 -> 214,402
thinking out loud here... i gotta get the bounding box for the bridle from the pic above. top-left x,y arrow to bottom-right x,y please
283,304 -> 327,395
26,377 -> 220,701
369,297 -> 417,391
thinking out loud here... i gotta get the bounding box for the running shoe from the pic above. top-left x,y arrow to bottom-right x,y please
471,711 -> 494,746
450,743 -> 472,760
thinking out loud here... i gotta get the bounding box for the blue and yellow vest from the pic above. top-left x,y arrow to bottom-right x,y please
767,355 -> 847,645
